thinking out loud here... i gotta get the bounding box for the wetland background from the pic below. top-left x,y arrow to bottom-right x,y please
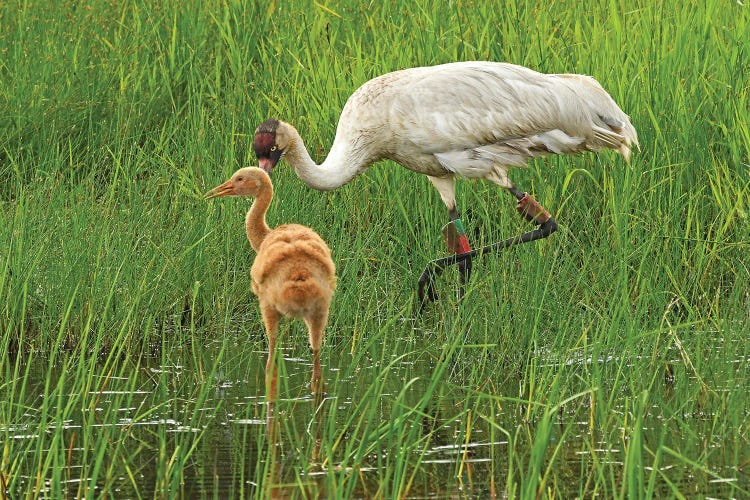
1,0 -> 749,497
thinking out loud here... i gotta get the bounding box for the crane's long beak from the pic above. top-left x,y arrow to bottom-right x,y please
205,180 -> 234,199
258,158 -> 275,174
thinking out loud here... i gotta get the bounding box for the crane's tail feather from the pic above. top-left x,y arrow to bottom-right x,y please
592,122 -> 639,163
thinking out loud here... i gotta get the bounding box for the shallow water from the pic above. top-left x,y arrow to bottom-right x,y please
4,332 -> 749,498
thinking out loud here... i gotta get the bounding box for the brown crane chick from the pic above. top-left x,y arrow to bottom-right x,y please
207,167 -> 336,400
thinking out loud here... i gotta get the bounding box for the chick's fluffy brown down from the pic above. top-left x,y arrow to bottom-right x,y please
250,223 -> 337,320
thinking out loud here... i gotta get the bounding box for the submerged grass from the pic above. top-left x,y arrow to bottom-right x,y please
1,0 -> 749,497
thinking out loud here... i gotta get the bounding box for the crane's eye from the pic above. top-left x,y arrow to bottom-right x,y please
270,145 -> 277,152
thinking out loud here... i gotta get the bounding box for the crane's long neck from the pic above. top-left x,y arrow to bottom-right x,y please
245,188 -> 273,252
283,123 -> 370,191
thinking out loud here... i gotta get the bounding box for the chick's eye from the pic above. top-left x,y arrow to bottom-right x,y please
237,177 -> 243,181
270,145 -> 277,152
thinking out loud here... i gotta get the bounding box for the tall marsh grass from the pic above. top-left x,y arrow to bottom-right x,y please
1,0 -> 748,497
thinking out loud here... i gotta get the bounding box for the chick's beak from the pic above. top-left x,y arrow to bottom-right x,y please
205,180 -> 234,199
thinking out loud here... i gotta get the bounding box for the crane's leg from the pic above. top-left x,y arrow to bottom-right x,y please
261,303 -> 282,401
304,309 -> 329,400
447,208 -> 472,298
425,176 -> 473,300
506,185 -> 558,240
418,183 -> 557,308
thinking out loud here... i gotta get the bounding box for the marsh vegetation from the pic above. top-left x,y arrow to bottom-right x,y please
1,1 -> 748,497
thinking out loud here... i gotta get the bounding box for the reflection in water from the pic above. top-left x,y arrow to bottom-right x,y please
265,400 -> 282,500
264,362 -> 327,499
5,334 -> 748,498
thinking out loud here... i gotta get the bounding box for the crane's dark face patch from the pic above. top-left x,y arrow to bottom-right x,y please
253,131 -> 276,157
253,119 -> 283,173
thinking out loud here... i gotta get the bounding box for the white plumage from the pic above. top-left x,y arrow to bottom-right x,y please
253,61 -> 638,213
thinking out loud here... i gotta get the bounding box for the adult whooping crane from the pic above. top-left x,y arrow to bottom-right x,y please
252,61 -> 638,305
206,167 -> 336,400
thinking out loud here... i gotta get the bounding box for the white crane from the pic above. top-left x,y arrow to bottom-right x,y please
252,61 -> 638,304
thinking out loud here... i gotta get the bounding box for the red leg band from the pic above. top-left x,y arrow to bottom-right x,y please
517,193 -> 552,224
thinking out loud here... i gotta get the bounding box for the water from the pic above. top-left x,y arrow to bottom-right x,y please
4,333 -> 749,498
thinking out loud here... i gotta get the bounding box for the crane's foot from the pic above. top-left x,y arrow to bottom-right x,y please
417,193 -> 557,310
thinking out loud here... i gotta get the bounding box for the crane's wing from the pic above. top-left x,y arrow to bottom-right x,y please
385,62 -> 638,179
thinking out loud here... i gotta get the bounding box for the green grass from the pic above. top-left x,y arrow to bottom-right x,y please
1,0 -> 749,498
